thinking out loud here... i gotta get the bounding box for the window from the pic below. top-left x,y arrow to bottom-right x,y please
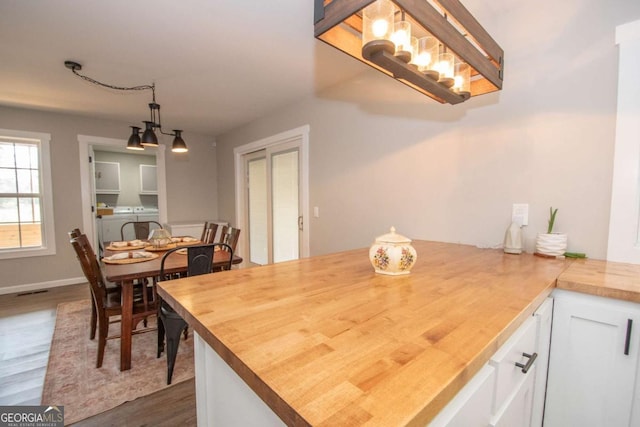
0,129 -> 55,259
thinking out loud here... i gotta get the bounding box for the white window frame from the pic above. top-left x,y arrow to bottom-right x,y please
607,19 -> 640,263
0,128 -> 56,259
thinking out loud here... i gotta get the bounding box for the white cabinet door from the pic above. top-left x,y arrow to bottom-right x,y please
428,365 -> 496,427
94,161 -> 120,194
531,298 -> 553,427
545,290 -> 640,427
490,369 -> 535,427
139,164 -> 157,194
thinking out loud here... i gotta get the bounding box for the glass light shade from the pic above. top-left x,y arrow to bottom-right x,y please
453,62 -> 471,97
409,37 -> 418,66
415,36 -> 439,79
141,121 -> 158,146
171,130 -> 188,153
436,52 -> 455,88
148,228 -> 172,248
126,126 -> 144,151
362,0 -> 395,54
391,20 -> 412,63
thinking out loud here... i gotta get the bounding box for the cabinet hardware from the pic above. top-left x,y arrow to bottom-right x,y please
515,352 -> 538,373
625,318 -> 633,356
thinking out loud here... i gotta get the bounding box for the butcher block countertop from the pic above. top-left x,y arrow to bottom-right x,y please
158,241 -> 571,426
556,258 -> 640,303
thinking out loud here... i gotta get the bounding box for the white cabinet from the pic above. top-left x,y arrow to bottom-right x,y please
95,161 -> 120,194
430,298 -> 552,427
545,289 -> 640,427
428,365 -> 496,427
139,164 -> 157,194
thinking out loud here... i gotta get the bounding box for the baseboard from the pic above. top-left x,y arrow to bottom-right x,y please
0,276 -> 86,296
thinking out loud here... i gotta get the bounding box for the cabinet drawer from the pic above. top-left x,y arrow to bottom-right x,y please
490,316 -> 537,414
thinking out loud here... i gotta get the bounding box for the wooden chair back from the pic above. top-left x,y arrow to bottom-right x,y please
201,222 -> 219,244
218,226 -> 241,253
120,220 -> 162,240
70,234 -> 108,316
68,228 -> 82,239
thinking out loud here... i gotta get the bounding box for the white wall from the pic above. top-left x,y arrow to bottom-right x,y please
0,106 -> 218,292
216,0 -> 640,259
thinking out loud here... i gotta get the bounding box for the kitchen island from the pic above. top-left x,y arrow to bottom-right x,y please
157,240 -> 570,426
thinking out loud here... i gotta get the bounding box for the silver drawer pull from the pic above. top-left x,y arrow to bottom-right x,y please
515,352 -> 537,374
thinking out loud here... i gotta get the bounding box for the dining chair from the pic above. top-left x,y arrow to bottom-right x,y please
120,220 -> 162,241
157,243 -> 233,384
70,234 -> 158,368
69,228 -> 119,339
200,222 -> 219,244
218,226 -> 241,253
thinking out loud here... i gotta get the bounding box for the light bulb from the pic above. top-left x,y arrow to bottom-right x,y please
414,52 -> 431,67
453,75 -> 463,90
372,19 -> 389,38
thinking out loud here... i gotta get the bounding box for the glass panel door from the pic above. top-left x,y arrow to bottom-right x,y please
243,141 -> 301,265
272,149 -> 299,263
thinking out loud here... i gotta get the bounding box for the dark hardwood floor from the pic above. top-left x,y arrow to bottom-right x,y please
0,284 -> 196,426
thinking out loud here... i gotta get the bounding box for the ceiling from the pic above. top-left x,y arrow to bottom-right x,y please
0,0 -> 368,137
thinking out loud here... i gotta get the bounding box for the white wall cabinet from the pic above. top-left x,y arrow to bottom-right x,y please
544,289 -> 640,427
430,298 -> 552,427
139,164 -> 157,194
94,161 -> 120,194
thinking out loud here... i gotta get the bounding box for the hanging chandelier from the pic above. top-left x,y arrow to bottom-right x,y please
314,0 -> 504,105
64,60 -> 188,153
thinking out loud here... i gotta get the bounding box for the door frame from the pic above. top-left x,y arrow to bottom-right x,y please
234,125 -> 310,263
78,135 -> 167,249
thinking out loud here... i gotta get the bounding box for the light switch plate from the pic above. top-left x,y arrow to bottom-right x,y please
512,203 -> 529,226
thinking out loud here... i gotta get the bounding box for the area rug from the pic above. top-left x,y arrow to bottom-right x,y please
41,300 -> 194,424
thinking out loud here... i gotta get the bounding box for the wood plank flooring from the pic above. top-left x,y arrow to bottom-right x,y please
0,284 -> 90,405
0,284 -> 196,426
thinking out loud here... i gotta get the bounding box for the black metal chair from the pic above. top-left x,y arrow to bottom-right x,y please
157,242 -> 233,384
120,220 -> 162,241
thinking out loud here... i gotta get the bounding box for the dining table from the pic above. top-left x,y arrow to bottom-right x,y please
102,241 -> 242,371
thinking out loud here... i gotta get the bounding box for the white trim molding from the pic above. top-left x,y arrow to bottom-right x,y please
607,19 -> 640,263
0,276 -> 86,296
0,128 -> 56,259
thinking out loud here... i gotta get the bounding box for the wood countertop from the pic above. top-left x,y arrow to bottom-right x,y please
157,241 -> 571,426
556,258 -> 640,303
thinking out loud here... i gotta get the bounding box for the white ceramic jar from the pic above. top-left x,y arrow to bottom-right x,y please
369,227 -> 417,275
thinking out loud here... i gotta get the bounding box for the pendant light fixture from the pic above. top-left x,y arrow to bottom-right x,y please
64,61 -> 188,153
314,0 -> 504,105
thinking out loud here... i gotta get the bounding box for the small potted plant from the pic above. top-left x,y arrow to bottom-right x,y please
535,207 -> 568,257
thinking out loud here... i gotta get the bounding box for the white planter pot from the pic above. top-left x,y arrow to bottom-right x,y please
535,233 -> 568,257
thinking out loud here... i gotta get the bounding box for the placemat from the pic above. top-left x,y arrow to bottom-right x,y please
144,244 -> 177,252
102,253 -> 159,264
106,244 -> 146,251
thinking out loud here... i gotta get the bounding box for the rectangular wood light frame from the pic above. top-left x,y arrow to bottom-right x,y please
314,0 -> 504,105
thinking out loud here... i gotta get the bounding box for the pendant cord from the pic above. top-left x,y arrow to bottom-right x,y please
70,66 -> 155,94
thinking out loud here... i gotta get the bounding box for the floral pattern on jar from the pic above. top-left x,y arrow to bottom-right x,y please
373,246 -> 390,270
399,247 -> 414,271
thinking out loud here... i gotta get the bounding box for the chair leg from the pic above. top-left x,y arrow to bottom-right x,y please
90,300 -> 97,340
96,319 -> 108,368
157,315 -> 165,358
161,314 -> 188,385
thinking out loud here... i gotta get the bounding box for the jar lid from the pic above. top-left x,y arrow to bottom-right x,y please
375,227 -> 412,244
